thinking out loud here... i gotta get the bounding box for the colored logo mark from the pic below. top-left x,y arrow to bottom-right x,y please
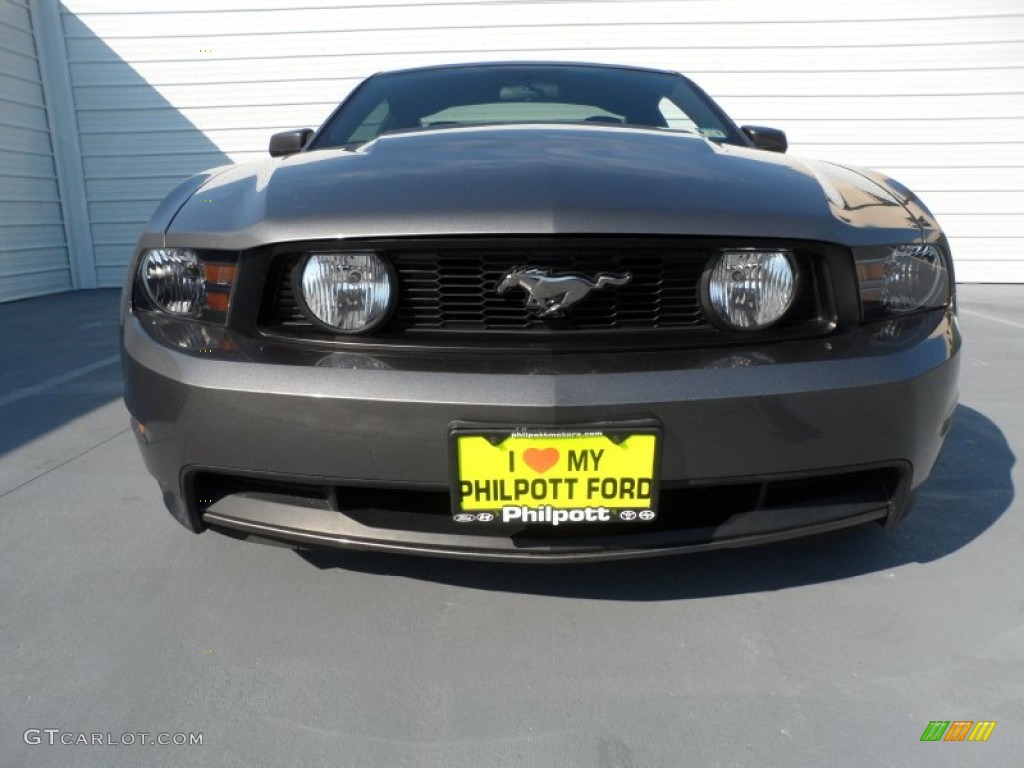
920,721 -> 997,742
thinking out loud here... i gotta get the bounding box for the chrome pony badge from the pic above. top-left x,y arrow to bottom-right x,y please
496,267 -> 632,317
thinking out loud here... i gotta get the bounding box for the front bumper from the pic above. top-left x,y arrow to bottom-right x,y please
123,308 -> 960,561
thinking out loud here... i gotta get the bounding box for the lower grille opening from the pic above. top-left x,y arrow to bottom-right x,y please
194,466 -> 904,542
192,473 -> 333,514
761,467 -> 901,509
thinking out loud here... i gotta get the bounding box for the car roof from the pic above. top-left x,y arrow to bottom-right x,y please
371,61 -> 683,79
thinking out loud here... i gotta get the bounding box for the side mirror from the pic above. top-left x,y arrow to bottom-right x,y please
269,128 -> 314,157
741,125 -> 788,154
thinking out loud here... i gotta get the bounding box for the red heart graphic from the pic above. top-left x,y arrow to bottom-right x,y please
523,447 -> 559,474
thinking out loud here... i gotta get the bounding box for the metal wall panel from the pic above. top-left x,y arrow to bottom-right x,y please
0,0 -> 71,301
60,0 -> 1024,283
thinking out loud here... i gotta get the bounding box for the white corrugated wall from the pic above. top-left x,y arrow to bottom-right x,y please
7,0 -> 1024,299
0,0 -> 71,301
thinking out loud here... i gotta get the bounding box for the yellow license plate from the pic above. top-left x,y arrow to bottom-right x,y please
451,426 -> 660,525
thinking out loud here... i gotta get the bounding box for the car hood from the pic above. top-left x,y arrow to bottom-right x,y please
163,125 -> 923,249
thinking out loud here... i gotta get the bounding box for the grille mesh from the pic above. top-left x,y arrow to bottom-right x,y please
394,249 -> 708,330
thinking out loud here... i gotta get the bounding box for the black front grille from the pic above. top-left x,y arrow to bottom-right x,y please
260,238 -> 829,347
394,248 -> 709,331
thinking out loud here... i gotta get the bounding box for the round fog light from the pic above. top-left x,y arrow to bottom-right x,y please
298,251 -> 395,333
705,250 -> 796,330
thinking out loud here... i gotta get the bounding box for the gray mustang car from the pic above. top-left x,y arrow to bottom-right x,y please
121,62 -> 960,561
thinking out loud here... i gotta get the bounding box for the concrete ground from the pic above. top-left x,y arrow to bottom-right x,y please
0,285 -> 1020,767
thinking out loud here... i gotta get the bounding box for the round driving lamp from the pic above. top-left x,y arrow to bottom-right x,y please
139,248 -> 206,317
704,250 -> 796,330
298,251 -> 395,333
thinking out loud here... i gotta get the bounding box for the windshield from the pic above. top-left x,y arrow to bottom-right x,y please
311,64 -> 745,149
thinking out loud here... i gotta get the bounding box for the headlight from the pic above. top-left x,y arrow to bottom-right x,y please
140,248 -> 205,316
855,244 -> 950,319
137,248 -> 236,322
883,245 -> 947,311
703,250 -> 796,330
298,251 -> 395,333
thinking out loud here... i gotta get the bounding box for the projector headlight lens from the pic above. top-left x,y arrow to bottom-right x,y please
298,251 -> 395,333
705,250 -> 797,330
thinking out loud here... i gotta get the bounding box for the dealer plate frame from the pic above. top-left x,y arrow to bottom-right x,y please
448,420 -> 662,525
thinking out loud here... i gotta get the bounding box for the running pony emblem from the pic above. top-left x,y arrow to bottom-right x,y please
496,267 -> 632,317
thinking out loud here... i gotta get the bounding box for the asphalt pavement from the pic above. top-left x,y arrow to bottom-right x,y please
1,285 -> 1021,767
